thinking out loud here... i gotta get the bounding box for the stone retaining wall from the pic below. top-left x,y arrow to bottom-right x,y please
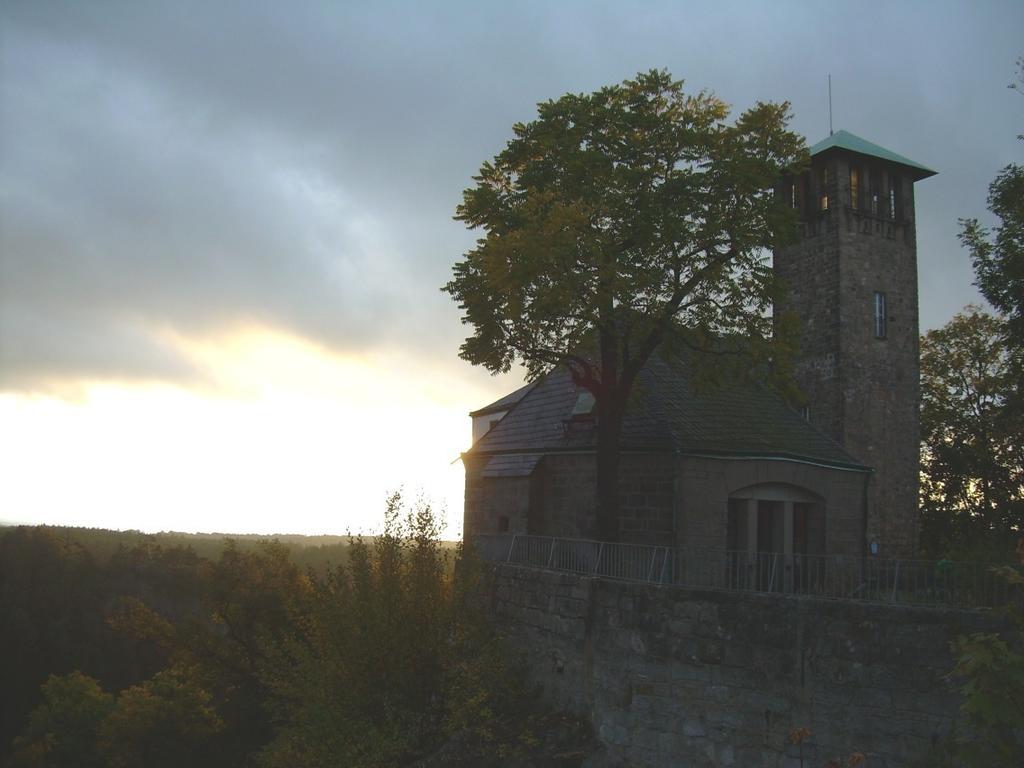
489,563 -> 1003,767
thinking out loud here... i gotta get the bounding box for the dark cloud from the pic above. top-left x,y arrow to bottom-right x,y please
1,1 -> 1022,392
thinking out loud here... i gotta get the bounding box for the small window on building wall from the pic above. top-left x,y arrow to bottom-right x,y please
888,175 -> 899,220
869,169 -> 880,215
849,167 -> 860,210
570,390 -> 596,420
819,166 -> 829,211
874,292 -> 887,339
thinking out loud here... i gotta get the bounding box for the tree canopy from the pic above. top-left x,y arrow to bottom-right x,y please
959,56 -> 1024,354
959,164 -> 1024,350
919,307 -> 1023,558
444,70 -> 806,538
931,57 -> 1024,560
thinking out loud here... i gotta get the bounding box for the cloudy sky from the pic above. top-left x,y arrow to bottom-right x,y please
1,1 -> 1021,536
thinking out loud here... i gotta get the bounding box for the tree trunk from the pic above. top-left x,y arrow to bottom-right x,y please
594,323 -> 624,542
595,392 -> 625,542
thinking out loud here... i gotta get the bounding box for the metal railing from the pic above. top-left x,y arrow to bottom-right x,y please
475,534 -> 1020,608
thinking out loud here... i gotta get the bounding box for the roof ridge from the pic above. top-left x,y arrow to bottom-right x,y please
746,376 -> 865,468
809,129 -> 937,179
469,380 -> 536,417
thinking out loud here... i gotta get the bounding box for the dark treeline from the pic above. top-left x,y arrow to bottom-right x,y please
0,496 -> 561,767
0,524 -> 395,573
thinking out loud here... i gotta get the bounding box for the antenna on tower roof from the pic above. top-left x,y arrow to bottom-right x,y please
828,74 -> 834,136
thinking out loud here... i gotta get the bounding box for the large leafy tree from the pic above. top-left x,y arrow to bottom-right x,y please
444,70 -> 806,539
98,668 -> 223,768
105,540 -> 310,764
959,56 -> 1024,354
257,493 -> 529,767
933,57 -> 1024,560
11,672 -> 114,768
959,164 -> 1024,350
919,307 -> 1023,558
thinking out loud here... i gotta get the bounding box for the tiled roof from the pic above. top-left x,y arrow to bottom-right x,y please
809,129 -> 936,181
469,355 -> 867,471
481,454 -> 543,477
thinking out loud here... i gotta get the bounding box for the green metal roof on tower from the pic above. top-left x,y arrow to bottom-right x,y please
810,129 -> 937,180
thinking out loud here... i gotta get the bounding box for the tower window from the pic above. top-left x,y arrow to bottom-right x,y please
889,175 -> 899,220
819,166 -> 829,211
869,169 -> 880,215
873,292 -> 887,339
849,167 -> 860,210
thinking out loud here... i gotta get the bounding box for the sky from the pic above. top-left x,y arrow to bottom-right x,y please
1,0 -> 1021,537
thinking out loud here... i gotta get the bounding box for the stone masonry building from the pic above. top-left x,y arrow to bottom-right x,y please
463,130 -> 936,560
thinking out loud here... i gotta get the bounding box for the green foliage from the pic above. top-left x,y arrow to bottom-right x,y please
947,566 -> 1024,766
0,526 -> 315,766
442,542 -> 529,742
444,69 -> 806,537
0,527 -> 178,757
445,68 -> 806,383
5,505 -> 530,768
97,668 -> 223,768
959,163 -> 1024,355
0,523 -> 366,573
12,672 -> 114,768
12,669 -> 223,768
919,306 -> 1023,559
960,54 -> 1023,357
257,492 -> 526,768
163,540 -> 310,764
254,493 -> 444,768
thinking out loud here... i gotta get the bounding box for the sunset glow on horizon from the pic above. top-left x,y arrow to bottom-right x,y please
0,327 -> 519,537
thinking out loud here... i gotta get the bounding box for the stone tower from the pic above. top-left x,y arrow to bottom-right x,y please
774,130 -> 936,558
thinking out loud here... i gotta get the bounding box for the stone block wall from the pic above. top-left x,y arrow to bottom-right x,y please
467,452 -> 676,545
463,455 -> 532,539
616,454 -> 676,545
489,563 -> 1002,768
540,453 -> 598,538
774,209 -> 843,443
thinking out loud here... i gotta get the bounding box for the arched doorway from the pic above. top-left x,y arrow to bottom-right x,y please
726,483 -> 825,592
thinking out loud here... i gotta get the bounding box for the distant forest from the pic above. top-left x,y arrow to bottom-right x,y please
0,498 -> 588,767
0,522 -> 455,575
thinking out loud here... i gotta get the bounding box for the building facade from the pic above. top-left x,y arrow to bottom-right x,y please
464,130 -> 935,560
